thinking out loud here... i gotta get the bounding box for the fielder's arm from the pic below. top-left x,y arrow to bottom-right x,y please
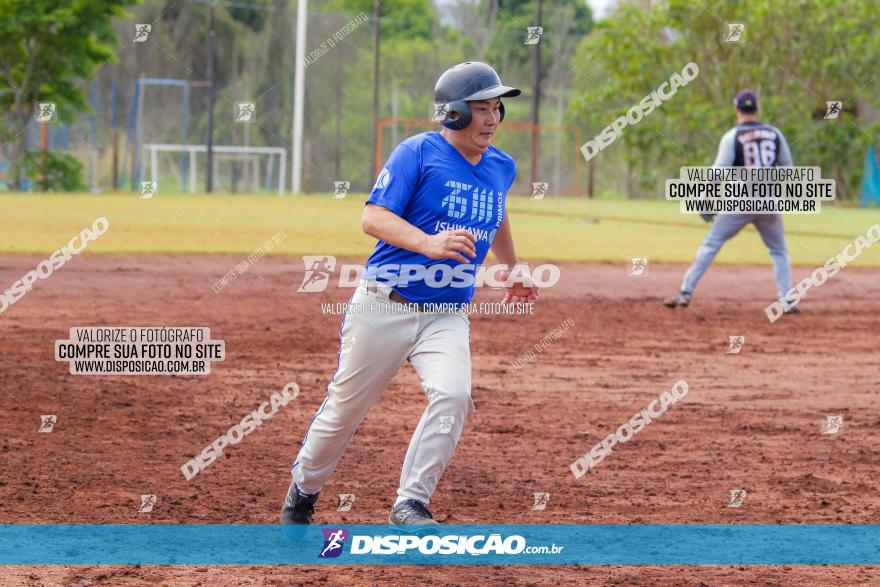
362,203 -> 476,263
776,130 -> 793,166
699,128 -> 737,222
712,128 -> 736,167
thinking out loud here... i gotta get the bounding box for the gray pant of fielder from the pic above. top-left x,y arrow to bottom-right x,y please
291,280 -> 473,505
682,213 -> 793,298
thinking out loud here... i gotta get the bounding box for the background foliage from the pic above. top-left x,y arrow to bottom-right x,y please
1,0 -> 877,201
571,0 -> 880,200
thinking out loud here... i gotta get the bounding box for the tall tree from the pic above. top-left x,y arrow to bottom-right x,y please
571,0 -> 880,199
484,0 -> 594,192
342,0 -> 437,182
0,0 -> 139,189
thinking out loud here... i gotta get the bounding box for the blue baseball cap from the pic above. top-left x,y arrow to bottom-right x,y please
734,89 -> 758,113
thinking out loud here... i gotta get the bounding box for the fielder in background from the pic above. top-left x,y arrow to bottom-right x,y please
665,89 -> 800,314
281,62 -> 538,528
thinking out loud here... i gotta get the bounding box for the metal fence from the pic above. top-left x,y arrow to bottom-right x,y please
1,1 -> 589,197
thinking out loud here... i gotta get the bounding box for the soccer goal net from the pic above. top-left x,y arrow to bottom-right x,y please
141,144 -> 287,196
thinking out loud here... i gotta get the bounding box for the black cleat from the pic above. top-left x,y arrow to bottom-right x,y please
664,292 -> 692,308
389,499 -> 439,528
280,481 -> 319,525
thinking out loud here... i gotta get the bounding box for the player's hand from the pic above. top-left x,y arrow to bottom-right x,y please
497,269 -> 539,305
421,229 -> 477,263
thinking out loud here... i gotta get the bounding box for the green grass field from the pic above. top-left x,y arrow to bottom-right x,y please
2,193 -> 879,266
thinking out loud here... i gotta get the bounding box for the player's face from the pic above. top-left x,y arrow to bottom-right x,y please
467,98 -> 501,151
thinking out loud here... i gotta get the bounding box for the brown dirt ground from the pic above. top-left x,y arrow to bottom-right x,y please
1,254 -> 878,586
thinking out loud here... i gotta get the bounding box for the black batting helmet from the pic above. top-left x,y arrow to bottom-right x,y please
432,62 -> 521,130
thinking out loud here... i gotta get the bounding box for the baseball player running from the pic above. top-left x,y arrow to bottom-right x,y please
281,62 -> 538,527
665,89 -> 800,313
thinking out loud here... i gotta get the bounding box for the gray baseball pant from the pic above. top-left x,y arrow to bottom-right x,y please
291,280 -> 473,505
682,213 -> 793,299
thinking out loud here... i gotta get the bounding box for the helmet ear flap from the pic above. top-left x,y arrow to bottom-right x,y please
498,101 -> 505,123
442,100 -> 472,130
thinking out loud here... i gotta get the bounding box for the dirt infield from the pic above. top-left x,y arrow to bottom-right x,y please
2,253 -> 878,585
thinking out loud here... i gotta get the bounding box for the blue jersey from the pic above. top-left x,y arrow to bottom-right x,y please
363,131 -> 517,305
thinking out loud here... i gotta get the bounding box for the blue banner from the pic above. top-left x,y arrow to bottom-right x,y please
862,146 -> 880,207
1,524 -> 877,565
